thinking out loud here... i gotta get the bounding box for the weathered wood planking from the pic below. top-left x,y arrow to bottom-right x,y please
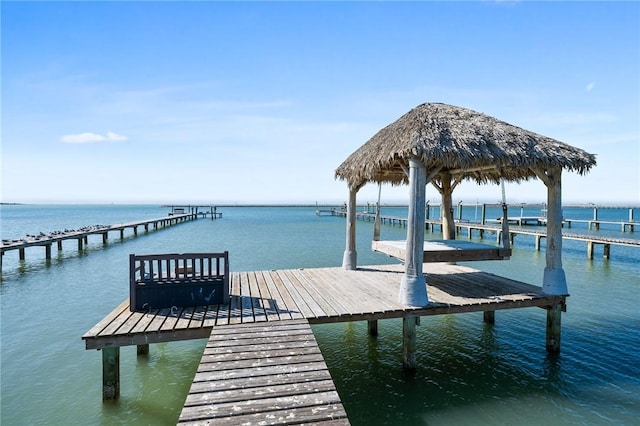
178,319 -> 350,425
83,263 -> 565,350
372,239 -> 511,263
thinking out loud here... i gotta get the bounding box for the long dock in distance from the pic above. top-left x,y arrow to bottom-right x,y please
0,214 -> 194,277
333,211 -> 640,259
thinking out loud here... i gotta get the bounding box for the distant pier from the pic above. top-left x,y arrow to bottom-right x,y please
0,214 -> 195,277
162,205 -> 223,220
331,210 -> 640,260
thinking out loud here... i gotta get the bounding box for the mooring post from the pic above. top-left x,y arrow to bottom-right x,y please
102,347 -> 120,400
546,303 -> 563,353
367,320 -> 378,337
402,315 -> 418,370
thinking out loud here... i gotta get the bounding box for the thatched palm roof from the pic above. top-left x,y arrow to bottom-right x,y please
335,102 -> 596,188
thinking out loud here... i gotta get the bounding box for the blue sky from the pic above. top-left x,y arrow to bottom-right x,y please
2,1 -> 638,205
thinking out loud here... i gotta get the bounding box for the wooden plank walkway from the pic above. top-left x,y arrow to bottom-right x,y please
83,263 -> 564,350
178,319 -> 350,425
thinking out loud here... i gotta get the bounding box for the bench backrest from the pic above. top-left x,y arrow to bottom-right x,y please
130,252 -> 229,283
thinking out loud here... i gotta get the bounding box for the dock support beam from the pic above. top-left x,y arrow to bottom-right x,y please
102,347 -> 120,400
546,303 -> 563,353
403,315 -> 418,370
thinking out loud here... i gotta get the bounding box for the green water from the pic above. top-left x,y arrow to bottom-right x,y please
1,205 -> 638,425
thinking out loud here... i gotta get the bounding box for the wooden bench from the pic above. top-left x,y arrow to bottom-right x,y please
129,252 -> 229,312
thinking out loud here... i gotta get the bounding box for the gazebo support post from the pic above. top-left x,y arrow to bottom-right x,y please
533,167 -> 568,295
533,166 -> 566,353
399,157 -> 428,306
441,173 -> 456,240
373,183 -> 382,241
342,184 -> 361,270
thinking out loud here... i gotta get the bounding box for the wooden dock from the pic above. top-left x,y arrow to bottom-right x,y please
335,211 -> 640,259
178,319 -> 350,425
0,214 -> 194,276
83,262 -> 565,415
163,205 -> 223,220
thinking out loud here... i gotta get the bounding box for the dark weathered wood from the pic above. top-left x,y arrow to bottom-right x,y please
483,310 -> 495,324
402,315 -> 418,370
546,303 -> 563,353
102,347 -> 119,400
136,344 -> 149,355
129,252 -> 229,311
368,320 -> 378,337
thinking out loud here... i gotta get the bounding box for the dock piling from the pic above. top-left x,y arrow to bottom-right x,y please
368,320 -> 378,337
483,310 -> 495,324
102,347 -> 120,400
402,315 -> 418,370
546,303 -> 563,353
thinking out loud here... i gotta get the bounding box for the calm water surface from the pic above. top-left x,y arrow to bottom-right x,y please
1,204 -> 638,425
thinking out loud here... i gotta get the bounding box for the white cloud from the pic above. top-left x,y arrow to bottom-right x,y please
60,131 -> 127,144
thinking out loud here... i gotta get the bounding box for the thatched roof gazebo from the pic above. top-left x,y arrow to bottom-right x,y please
335,102 -> 596,306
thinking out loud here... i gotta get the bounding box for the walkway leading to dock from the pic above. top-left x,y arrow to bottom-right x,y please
179,319 -> 350,425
